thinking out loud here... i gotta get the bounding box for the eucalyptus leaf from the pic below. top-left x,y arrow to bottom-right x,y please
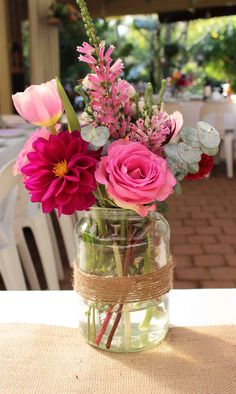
187,162 -> 199,174
197,121 -> 220,149
174,181 -> 182,195
166,158 -> 188,180
92,126 -> 109,147
164,143 -> 180,162
200,144 -> 219,156
177,142 -> 201,164
156,201 -> 169,214
81,125 -> 93,142
56,77 -> 80,132
81,125 -> 109,147
180,127 -> 200,148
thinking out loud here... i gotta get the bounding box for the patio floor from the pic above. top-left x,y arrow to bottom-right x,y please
167,164 -> 236,289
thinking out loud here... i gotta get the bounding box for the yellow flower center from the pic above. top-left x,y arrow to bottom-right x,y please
52,159 -> 68,178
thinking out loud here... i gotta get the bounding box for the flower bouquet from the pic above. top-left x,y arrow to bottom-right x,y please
12,0 -> 220,352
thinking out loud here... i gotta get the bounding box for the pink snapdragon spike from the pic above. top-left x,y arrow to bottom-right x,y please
127,107 -> 183,153
78,42 -> 135,138
12,79 -> 64,128
21,131 -> 100,216
95,140 -> 176,217
13,127 -> 51,178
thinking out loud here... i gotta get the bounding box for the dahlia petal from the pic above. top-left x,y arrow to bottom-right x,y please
21,130 -> 99,215
41,178 -> 62,201
42,197 -> 56,213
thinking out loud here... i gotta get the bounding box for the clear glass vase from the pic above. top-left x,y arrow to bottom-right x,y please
74,207 -> 171,353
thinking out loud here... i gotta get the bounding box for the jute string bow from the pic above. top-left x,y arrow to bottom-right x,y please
74,259 -> 173,303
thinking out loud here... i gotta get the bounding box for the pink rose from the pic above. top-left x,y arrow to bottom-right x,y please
12,79 -> 64,128
95,140 -> 176,217
13,127 -> 51,177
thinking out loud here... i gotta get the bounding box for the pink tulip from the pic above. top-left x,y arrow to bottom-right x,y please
12,79 -> 64,128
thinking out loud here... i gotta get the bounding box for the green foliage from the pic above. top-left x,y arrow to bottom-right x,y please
76,0 -> 99,48
187,16 -> 236,89
56,77 -> 80,131
164,122 -> 220,180
59,18 -> 88,82
56,3 -> 236,92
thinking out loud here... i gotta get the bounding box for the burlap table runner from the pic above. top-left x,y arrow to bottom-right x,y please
0,324 -> 235,394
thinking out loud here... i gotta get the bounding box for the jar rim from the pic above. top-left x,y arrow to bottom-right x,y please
74,207 -> 170,243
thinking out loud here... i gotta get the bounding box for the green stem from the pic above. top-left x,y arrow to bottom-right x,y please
139,307 -> 153,331
113,242 -> 123,277
49,125 -> 57,135
94,209 -> 106,235
139,232 -> 154,331
113,240 -> 131,350
91,307 -> 96,343
157,79 -> 167,109
120,213 -> 126,243
123,303 -> 131,350
87,306 -> 91,341
143,233 -> 151,274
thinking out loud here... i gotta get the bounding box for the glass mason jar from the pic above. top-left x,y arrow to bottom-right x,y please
74,207 -> 171,353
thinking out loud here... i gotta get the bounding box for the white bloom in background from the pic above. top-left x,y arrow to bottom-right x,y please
127,83 -> 136,98
79,111 -> 92,126
138,99 -> 145,112
82,75 -> 93,90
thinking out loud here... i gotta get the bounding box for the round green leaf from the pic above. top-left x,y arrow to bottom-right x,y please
180,127 -> 200,148
81,125 -> 109,147
81,125 -> 93,142
164,144 -> 180,162
177,142 -> 201,163
167,157 -> 188,180
200,144 -> 219,156
187,162 -> 199,174
92,126 -> 109,147
197,121 -> 220,149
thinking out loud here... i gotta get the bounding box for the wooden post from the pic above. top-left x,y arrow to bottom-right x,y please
28,0 -> 60,84
0,0 -> 13,114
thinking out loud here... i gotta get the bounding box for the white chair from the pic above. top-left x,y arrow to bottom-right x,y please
0,161 -> 27,290
200,102 -> 236,178
56,214 -> 77,269
14,184 -> 62,290
2,114 -> 28,126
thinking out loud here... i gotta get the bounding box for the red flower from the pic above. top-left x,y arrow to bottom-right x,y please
22,131 -> 100,216
185,154 -> 214,180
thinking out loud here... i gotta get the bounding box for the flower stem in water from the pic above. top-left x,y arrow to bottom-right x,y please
124,303 -> 131,350
91,307 -> 96,343
87,306 -> 91,341
95,307 -> 113,346
106,304 -> 123,349
139,307 -> 154,331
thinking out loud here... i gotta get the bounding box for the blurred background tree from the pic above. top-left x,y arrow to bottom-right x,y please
45,2 -> 236,96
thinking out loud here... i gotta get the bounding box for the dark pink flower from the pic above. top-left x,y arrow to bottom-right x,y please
185,154 -> 214,180
22,131 -> 100,216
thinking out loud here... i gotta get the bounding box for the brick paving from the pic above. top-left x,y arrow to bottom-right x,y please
167,170 -> 236,289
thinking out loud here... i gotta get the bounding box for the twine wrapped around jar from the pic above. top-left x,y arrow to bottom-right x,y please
73,259 -> 174,304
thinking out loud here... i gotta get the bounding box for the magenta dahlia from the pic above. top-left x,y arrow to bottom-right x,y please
22,131 -> 100,215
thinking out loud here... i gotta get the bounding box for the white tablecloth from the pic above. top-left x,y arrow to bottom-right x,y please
0,115 -> 33,169
165,100 -> 236,129
0,136 -> 28,168
0,289 -> 236,328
